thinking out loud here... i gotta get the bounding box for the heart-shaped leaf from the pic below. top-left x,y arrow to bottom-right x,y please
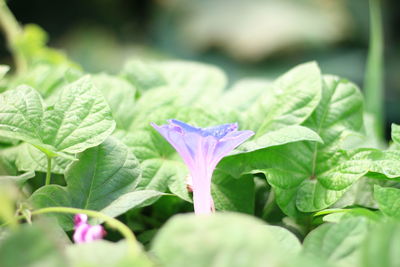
0,76 -> 115,161
0,85 -> 45,147
264,75 -> 365,216
244,62 -> 322,134
29,137 -> 155,230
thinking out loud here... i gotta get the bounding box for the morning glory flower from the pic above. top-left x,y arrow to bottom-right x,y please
73,214 -> 106,243
151,119 -> 254,215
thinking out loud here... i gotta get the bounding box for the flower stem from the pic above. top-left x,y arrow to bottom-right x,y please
45,156 -> 52,185
31,207 -> 140,255
0,0 -> 26,74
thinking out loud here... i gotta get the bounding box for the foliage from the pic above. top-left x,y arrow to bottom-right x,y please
1,15 -> 400,267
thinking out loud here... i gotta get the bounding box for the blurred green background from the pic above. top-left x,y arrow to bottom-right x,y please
0,0 -> 399,137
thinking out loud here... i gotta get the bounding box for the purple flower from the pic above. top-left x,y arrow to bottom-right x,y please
73,214 -> 106,243
151,120 -> 254,215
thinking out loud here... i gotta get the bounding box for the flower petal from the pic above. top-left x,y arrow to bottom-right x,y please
151,122 -> 197,168
211,130 -> 254,167
201,123 -> 238,139
74,214 -> 88,227
168,119 -> 202,134
73,223 -> 90,243
169,119 -> 238,139
84,225 -> 106,242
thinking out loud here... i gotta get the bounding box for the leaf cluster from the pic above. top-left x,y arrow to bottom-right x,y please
1,24 -> 400,267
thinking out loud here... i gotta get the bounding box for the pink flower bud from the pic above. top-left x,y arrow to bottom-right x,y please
73,214 -> 106,243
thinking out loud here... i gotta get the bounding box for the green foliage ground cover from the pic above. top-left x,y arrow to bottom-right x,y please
1,17 -> 400,267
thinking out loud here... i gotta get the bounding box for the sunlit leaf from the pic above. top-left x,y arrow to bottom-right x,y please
374,185 -> 400,219
0,76 -> 115,160
152,213 -> 301,267
30,137 -> 143,230
302,218 -> 369,265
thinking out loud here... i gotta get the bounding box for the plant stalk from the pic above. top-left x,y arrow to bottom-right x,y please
0,0 -> 26,73
45,156 -> 52,185
364,0 -> 384,139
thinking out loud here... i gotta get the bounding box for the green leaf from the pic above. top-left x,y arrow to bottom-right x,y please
299,147 -> 400,214
0,76 -> 116,157
219,150 -> 369,218
0,171 -> 35,185
30,137 -> 142,230
126,88 -> 180,130
41,76 -> 116,154
121,60 -> 166,91
66,241 -> 153,267
211,172 -> 255,214
360,220 -> 400,267
332,178 -> 385,209
0,146 -> 20,175
152,213 -> 301,267
15,143 -> 72,174
0,85 -> 45,147
0,182 -> 20,227
244,62 -> 322,134
9,64 -> 83,99
29,185 -> 73,229
232,125 -> 322,154
123,60 -> 226,107
157,61 -> 226,106
392,124 -> 400,145
314,208 -> 380,223
221,79 -> 270,112
0,224 -> 67,267
99,190 -> 164,219
302,218 -> 369,265
365,149 -> 400,179
92,73 -> 137,130
374,185 -> 400,219
265,75 -> 365,215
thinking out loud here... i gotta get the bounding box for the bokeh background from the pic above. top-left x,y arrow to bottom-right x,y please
0,0 -> 398,137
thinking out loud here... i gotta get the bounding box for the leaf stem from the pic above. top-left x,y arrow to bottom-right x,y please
31,207 -> 140,255
45,156 -> 52,185
0,0 -> 26,74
